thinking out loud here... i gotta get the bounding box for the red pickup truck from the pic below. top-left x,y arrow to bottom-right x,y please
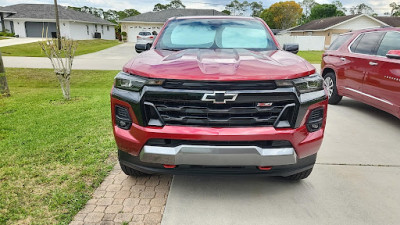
111,16 -> 328,180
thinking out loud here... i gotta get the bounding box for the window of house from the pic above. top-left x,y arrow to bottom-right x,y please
86,25 -> 89,35
95,24 -> 98,32
107,26 -> 109,31
101,25 -> 104,34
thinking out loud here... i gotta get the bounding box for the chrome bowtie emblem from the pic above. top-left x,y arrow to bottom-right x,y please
202,91 -> 238,104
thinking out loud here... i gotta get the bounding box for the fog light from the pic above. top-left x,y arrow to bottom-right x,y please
115,105 -> 132,130
306,108 -> 324,132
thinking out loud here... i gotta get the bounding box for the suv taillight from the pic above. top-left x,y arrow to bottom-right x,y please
115,105 -> 132,130
306,108 -> 324,132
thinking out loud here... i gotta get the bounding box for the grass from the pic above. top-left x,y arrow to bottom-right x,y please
0,39 -> 120,57
0,68 -> 119,224
0,37 -> 11,40
298,51 -> 324,64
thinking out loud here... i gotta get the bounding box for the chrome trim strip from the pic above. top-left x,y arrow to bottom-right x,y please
344,87 -> 393,106
139,145 -> 297,166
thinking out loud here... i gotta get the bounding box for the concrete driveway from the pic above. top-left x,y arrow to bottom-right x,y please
3,42 -> 136,70
0,37 -> 42,47
162,98 -> 400,225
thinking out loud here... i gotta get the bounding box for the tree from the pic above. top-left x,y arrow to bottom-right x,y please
153,0 -> 186,11
349,3 -> 374,15
260,1 -> 303,29
0,51 -> 10,97
68,6 -> 140,23
169,0 -> 186,9
39,37 -> 77,100
225,0 -> 249,16
332,0 -> 347,13
300,0 -> 317,17
250,1 -> 264,17
222,9 -> 231,15
309,4 -> 345,21
390,2 -> 400,16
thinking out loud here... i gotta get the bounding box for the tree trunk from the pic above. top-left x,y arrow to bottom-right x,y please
0,51 -> 10,97
54,0 -> 62,50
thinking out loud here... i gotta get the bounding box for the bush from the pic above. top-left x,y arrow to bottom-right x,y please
0,32 -> 15,37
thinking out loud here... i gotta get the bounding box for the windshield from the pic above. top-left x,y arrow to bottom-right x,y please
156,19 -> 278,51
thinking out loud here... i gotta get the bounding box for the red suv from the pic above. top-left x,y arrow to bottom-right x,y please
322,27 -> 400,118
111,16 -> 328,180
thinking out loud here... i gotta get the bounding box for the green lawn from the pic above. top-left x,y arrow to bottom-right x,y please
298,51 -> 324,64
0,68 -> 118,224
0,39 -> 120,57
0,37 -> 11,40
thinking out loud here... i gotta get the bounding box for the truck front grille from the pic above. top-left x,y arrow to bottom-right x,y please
143,93 -> 298,127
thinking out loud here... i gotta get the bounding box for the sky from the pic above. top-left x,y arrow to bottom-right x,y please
0,0 -> 396,15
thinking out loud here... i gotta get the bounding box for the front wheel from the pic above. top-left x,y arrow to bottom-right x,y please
323,72 -> 342,105
120,162 -> 149,176
284,167 -> 313,180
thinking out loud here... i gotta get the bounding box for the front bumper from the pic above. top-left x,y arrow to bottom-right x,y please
140,145 -> 297,166
119,149 -> 316,176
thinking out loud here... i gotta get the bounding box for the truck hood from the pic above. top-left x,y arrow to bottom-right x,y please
123,49 -> 316,81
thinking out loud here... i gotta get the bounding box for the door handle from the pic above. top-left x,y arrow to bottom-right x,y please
340,57 -> 346,61
369,62 -> 378,66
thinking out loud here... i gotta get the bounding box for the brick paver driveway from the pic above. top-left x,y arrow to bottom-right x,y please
70,164 -> 171,225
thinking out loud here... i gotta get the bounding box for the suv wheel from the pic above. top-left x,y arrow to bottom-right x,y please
323,72 -> 342,105
284,167 -> 313,180
120,162 -> 149,176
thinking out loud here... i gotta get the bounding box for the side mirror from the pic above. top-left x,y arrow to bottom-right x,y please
135,44 -> 146,54
386,50 -> 400,59
283,44 -> 299,54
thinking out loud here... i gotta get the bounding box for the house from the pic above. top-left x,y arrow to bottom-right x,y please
287,14 -> 400,48
119,9 -> 226,42
0,4 -> 115,40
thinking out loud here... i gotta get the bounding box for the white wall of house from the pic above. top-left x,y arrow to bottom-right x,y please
11,19 -> 26,37
332,16 -> 383,30
65,22 -> 115,40
121,22 -> 164,42
3,19 -> 115,40
276,34 -> 325,51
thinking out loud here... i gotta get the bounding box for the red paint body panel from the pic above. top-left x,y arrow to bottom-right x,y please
322,27 -> 400,118
112,97 -> 328,159
123,17 -> 315,81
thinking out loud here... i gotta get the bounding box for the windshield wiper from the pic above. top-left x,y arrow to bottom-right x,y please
160,48 -> 182,51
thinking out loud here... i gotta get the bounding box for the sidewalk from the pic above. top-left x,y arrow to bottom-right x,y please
3,42 -> 136,70
0,37 -> 42,47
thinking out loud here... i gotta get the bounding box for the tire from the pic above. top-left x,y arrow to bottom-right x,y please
284,167 -> 313,181
146,44 -> 151,50
120,162 -> 149,176
323,72 -> 342,105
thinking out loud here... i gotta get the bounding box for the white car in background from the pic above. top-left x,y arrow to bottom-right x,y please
135,31 -> 156,53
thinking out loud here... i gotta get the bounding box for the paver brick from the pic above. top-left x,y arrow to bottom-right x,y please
97,198 -> 114,206
105,205 -> 123,214
106,184 -> 122,192
94,205 -> 107,213
114,190 -> 131,199
84,212 -> 104,223
144,213 -> 162,224
133,205 -> 150,214
104,191 -> 116,198
114,213 -> 133,222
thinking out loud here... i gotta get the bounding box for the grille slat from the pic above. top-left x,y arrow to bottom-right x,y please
144,92 -> 297,127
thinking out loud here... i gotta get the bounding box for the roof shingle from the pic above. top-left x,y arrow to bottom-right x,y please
121,9 -> 226,23
2,4 -> 114,25
290,15 -> 358,31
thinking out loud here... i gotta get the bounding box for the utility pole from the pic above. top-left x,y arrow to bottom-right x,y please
0,51 -> 10,97
54,0 -> 62,50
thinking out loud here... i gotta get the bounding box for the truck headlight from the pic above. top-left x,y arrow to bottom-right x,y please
276,74 -> 323,94
293,74 -> 324,94
114,71 -> 164,92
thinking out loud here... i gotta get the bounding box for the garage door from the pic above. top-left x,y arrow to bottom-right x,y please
25,22 -> 57,38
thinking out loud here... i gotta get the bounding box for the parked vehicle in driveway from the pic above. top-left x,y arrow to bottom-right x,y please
322,27 -> 400,118
135,31 -> 156,53
111,16 -> 328,180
